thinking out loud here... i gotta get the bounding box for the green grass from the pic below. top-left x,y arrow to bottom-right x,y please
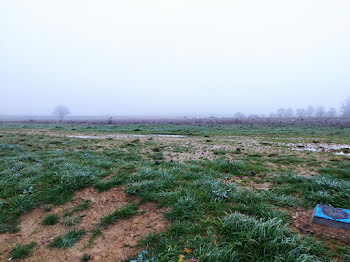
49,229 -> 85,248
274,174 -> 350,208
62,215 -> 81,226
319,161 -> 350,180
216,213 -> 326,261
100,202 -> 139,228
63,199 -> 91,217
1,123 -> 350,261
42,213 -> 59,225
80,253 -> 91,262
2,123 -> 350,142
10,242 -> 36,260
200,158 -> 269,178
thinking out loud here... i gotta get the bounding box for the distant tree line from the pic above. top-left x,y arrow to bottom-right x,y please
234,97 -> 350,119
48,98 -> 350,123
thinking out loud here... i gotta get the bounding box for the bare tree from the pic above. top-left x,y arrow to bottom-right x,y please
295,108 -> 306,118
234,112 -> 246,119
315,106 -> 326,118
285,108 -> 294,118
276,108 -> 286,118
305,105 -> 315,118
269,112 -> 277,118
53,105 -> 70,121
326,107 -> 337,118
341,97 -> 350,118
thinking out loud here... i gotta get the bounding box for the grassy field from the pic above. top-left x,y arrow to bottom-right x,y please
0,123 -> 350,261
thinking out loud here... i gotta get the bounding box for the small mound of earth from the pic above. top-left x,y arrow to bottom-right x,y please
292,210 -> 350,244
0,187 -> 168,261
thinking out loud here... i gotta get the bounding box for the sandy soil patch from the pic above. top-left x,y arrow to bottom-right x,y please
0,187 -> 167,262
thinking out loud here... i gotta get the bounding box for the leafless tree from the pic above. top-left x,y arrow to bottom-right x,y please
234,112 -> 246,119
326,107 -> 337,118
305,105 -> 315,118
315,106 -> 326,118
53,105 -> 70,121
276,108 -> 286,118
285,108 -> 294,118
295,108 -> 306,118
341,97 -> 350,118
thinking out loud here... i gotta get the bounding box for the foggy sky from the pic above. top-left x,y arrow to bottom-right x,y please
1,0 -> 350,116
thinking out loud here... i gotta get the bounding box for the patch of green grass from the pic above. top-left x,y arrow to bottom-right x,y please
42,213 -> 59,225
213,148 -> 227,155
216,213 -> 326,261
165,193 -> 202,221
270,156 -> 311,165
49,229 -> 85,248
80,253 -> 91,262
62,215 -> 81,226
202,158 -> 268,177
274,174 -> 350,208
263,191 -> 299,207
94,175 -> 128,192
172,145 -> 192,153
64,200 -> 91,217
1,123 -> 350,260
10,242 -> 36,260
100,202 -> 139,228
150,152 -> 164,160
319,161 -> 350,180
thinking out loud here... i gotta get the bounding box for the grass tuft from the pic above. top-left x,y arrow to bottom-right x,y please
100,202 -> 139,228
49,229 -> 85,248
10,242 -> 36,260
42,214 -> 59,225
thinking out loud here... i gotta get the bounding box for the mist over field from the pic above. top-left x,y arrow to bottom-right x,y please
1,0 -> 350,117
2,2 -> 350,261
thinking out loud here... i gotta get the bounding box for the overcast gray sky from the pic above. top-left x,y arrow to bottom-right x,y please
1,0 -> 349,116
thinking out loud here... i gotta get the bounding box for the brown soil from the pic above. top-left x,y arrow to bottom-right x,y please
292,209 -> 350,245
250,181 -> 272,190
0,187 -> 168,262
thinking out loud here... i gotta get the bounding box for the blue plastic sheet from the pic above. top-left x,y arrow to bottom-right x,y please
314,204 -> 350,223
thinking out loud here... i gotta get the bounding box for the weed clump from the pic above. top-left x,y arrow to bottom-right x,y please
42,214 -> 59,225
100,202 -> 139,228
10,242 -> 36,260
80,253 -> 91,262
63,200 -> 91,217
49,229 -> 85,248
165,194 -> 202,221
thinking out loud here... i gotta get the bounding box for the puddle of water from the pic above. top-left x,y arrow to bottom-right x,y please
66,134 -> 186,139
66,135 -> 126,139
280,142 -> 350,156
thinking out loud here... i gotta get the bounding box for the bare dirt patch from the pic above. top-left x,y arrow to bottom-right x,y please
292,209 -> 350,245
88,202 -> 167,261
249,181 -> 272,190
0,187 -> 168,262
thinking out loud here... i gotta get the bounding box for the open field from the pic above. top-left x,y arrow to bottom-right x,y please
1,123 -> 350,261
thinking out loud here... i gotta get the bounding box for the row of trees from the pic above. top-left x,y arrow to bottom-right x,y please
52,98 -> 350,121
234,98 -> 350,119
271,106 -> 338,118
273,98 -> 350,118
